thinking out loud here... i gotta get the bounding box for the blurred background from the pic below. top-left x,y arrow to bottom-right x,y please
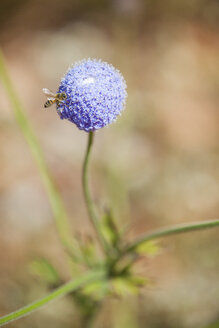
0,0 -> 219,327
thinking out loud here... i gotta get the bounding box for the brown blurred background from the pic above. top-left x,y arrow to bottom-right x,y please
0,0 -> 219,327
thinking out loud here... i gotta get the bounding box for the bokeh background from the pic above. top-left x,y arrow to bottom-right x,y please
0,0 -> 219,327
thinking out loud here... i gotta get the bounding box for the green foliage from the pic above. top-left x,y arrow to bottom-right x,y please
100,210 -> 121,253
82,280 -> 110,300
29,258 -> 61,287
112,274 -> 148,296
78,235 -> 99,268
0,270 -> 105,326
135,240 -> 160,257
72,290 -> 101,326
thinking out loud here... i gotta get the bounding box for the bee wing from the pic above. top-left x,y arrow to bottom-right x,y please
43,88 -> 55,97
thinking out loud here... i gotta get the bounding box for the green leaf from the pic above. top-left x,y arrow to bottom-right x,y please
29,258 -> 60,286
80,236 -> 98,267
82,280 -> 110,300
135,240 -> 160,257
112,273 -> 149,296
112,277 -> 138,295
101,210 -> 120,249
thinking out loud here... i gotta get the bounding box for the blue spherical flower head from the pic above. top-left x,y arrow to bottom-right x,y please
57,59 -> 127,132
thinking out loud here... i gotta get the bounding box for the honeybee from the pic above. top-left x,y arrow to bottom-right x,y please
43,88 -> 67,108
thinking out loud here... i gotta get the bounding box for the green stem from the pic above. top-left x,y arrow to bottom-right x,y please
123,219 -> 219,254
82,132 -> 108,254
0,270 -> 105,327
0,50 -> 76,254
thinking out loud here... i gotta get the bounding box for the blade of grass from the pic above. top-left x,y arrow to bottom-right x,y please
0,50 -> 76,254
0,270 -> 105,326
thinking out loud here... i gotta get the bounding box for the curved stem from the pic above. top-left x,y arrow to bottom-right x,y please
82,132 -> 108,254
0,270 -> 105,327
123,219 -> 219,255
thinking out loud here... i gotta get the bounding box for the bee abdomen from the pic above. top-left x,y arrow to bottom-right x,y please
44,100 -> 53,108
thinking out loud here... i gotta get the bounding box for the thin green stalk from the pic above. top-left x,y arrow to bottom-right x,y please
123,219 -> 219,254
0,270 -> 105,326
0,50 -> 75,253
82,132 -> 108,254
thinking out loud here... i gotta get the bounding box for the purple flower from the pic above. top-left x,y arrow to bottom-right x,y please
57,59 -> 127,132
